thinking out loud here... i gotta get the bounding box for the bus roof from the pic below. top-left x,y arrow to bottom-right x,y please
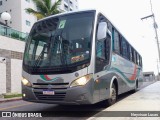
37,9 -> 96,23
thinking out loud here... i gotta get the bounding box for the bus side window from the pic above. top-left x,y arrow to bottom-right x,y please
131,48 -> 134,62
119,35 -> 123,55
122,38 -> 127,58
96,34 -> 110,60
137,53 -> 140,65
126,42 -> 130,60
95,33 -> 110,73
134,51 -> 137,64
140,56 -> 142,67
96,40 -> 106,59
129,46 -> 133,61
113,29 -> 120,54
106,33 -> 111,64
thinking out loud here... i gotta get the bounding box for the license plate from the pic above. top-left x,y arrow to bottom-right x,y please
43,90 -> 55,95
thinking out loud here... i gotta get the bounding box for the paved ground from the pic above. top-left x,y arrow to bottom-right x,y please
0,81 -> 157,120
88,81 -> 160,120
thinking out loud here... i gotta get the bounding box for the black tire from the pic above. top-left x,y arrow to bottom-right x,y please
98,83 -> 117,108
131,80 -> 138,93
107,83 -> 117,106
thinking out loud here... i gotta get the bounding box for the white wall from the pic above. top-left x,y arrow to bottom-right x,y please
11,59 -> 22,93
0,36 -> 25,52
0,61 -> 6,94
0,36 -> 25,94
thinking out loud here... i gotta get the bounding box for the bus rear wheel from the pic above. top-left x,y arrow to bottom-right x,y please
131,80 -> 138,93
107,83 -> 117,106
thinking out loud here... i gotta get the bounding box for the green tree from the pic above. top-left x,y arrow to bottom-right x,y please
25,0 -> 62,20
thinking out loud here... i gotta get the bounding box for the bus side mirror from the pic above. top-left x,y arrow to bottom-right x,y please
97,22 -> 107,40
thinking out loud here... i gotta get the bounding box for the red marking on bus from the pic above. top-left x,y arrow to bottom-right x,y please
129,65 -> 137,80
44,75 -> 51,80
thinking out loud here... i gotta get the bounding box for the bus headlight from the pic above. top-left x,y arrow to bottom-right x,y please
22,77 -> 32,87
70,74 -> 92,87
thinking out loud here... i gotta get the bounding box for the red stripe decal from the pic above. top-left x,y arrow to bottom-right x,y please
44,75 -> 51,80
129,65 -> 137,80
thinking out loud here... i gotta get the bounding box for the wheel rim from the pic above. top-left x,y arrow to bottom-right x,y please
111,88 -> 116,102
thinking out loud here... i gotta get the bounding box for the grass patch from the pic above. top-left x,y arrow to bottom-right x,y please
4,94 -> 22,98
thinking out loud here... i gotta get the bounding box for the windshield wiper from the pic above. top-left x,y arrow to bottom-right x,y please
33,44 -> 48,68
58,35 -> 66,65
33,35 -> 52,68
53,33 -> 69,66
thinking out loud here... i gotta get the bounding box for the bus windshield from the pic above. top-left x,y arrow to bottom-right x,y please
23,12 -> 94,73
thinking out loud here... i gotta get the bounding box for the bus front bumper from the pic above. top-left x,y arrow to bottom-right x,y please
22,83 -> 94,105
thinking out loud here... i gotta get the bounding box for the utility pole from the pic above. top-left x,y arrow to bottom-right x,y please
141,0 -> 160,63
157,59 -> 159,80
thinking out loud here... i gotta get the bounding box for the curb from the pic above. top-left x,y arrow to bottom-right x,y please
0,97 -> 22,103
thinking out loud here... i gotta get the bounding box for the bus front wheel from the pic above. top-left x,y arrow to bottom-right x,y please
107,83 -> 117,106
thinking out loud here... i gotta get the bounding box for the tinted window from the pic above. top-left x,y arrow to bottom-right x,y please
122,38 -> 127,58
119,36 -> 123,55
23,12 -> 95,74
134,51 -> 137,63
95,14 -> 111,73
113,30 -> 120,53
126,42 -> 130,59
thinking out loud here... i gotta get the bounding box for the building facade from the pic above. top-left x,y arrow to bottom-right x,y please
0,35 -> 25,94
0,0 -> 78,33
143,72 -> 155,81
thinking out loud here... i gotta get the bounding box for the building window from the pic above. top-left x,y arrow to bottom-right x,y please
69,0 -> 73,7
26,0 -> 30,3
64,0 -> 68,3
0,1 -> 2,6
64,4 -> 68,11
26,20 -> 31,26
70,0 -> 72,4
69,1 -> 72,5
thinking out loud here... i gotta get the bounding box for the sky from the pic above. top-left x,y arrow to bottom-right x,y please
79,0 -> 160,75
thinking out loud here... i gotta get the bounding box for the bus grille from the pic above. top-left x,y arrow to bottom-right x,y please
34,92 -> 66,101
33,83 -> 69,101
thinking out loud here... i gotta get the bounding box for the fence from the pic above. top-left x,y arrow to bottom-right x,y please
0,25 -> 28,42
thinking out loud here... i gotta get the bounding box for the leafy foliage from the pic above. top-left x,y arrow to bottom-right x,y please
25,0 -> 62,20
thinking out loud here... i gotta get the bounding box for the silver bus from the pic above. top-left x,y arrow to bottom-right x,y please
22,9 -> 143,106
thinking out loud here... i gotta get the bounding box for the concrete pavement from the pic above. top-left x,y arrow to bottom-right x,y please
88,81 -> 160,120
0,97 -> 22,103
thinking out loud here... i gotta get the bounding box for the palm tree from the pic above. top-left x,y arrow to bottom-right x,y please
25,0 -> 62,20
